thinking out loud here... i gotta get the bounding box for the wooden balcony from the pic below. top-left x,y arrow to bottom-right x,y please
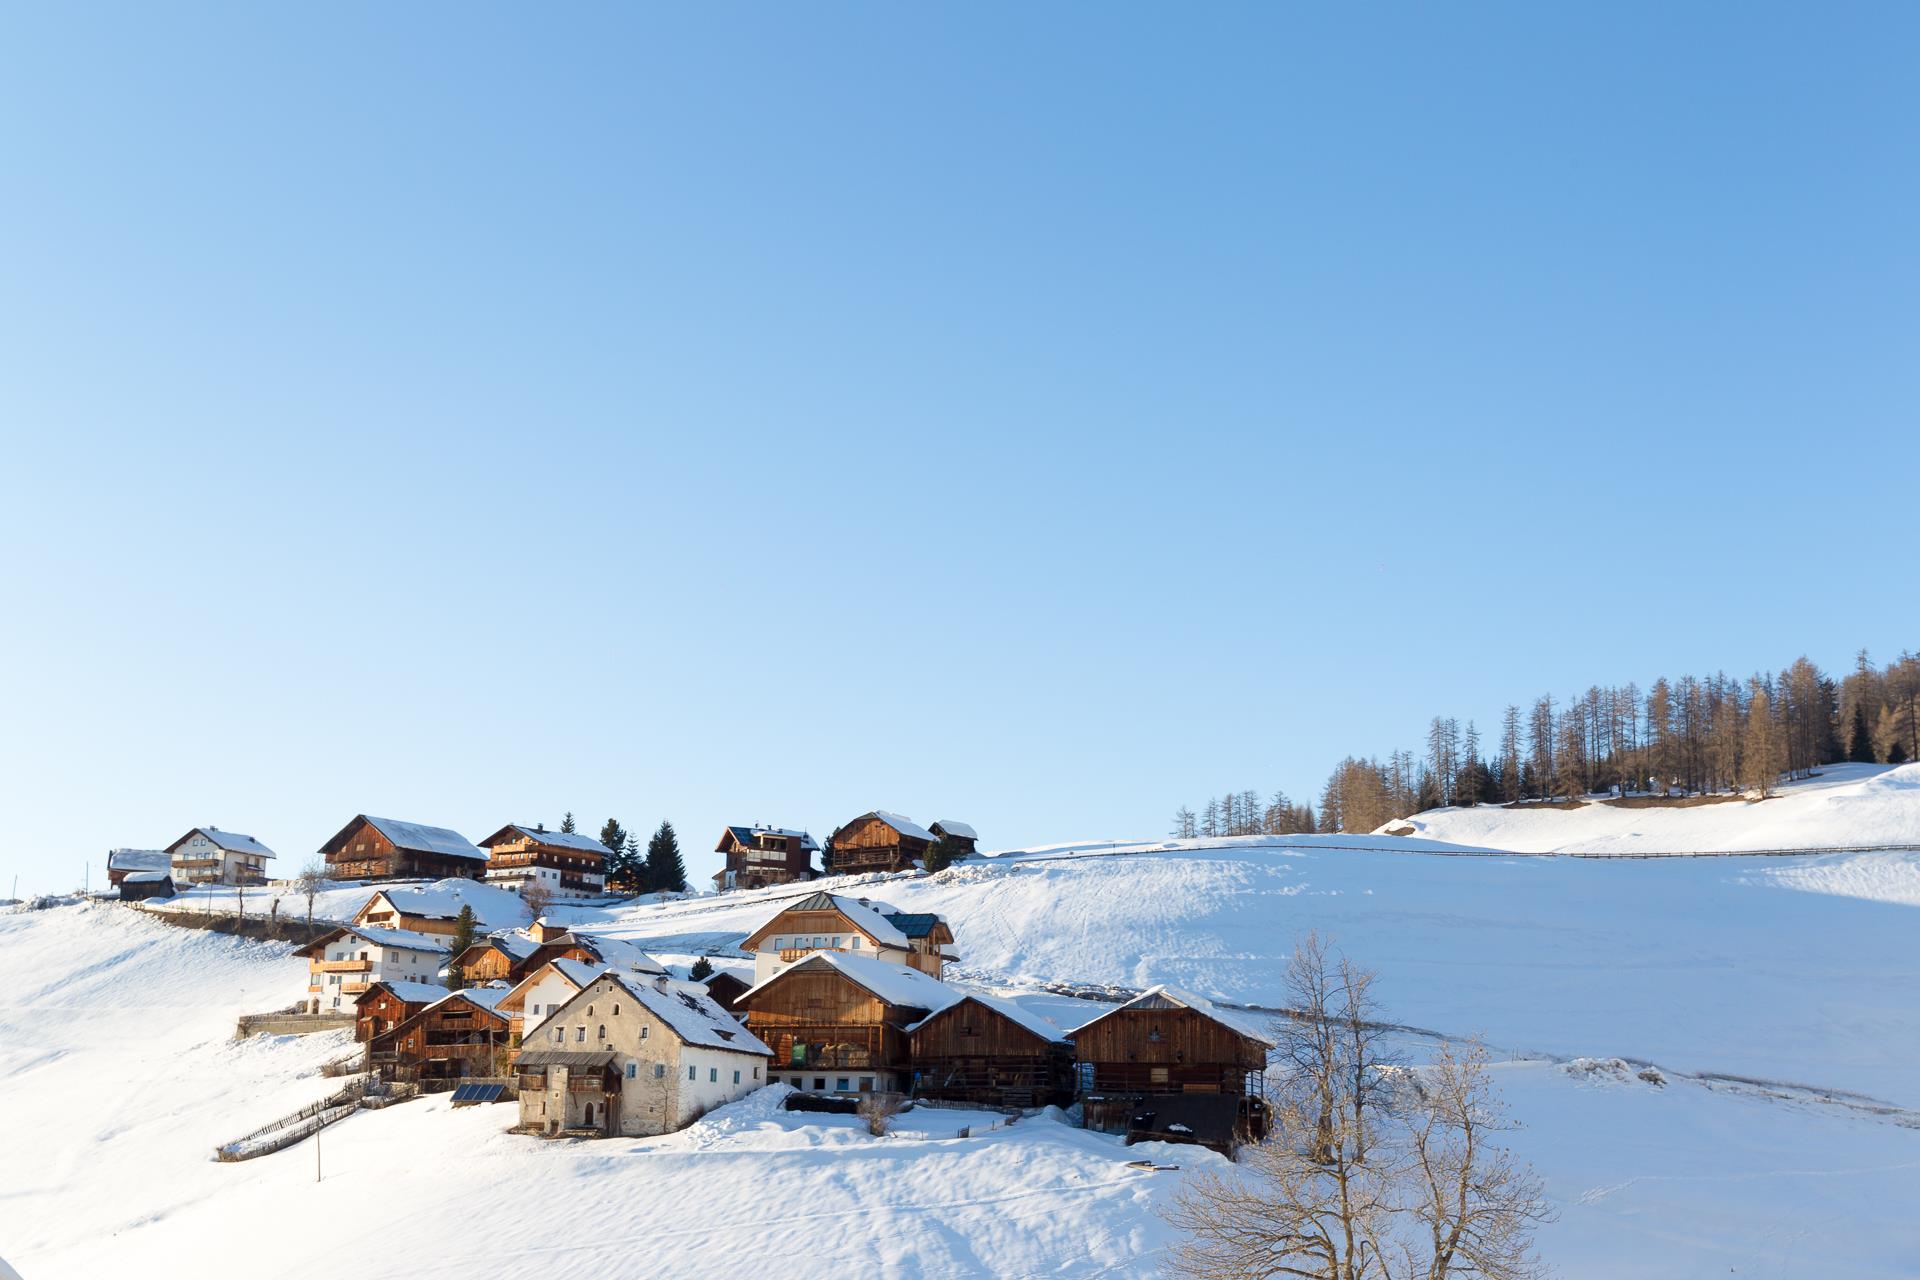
315,959 -> 372,973
341,981 -> 371,994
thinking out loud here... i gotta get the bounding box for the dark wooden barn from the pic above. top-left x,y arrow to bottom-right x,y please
1068,986 -> 1275,1155
908,994 -> 1074,1108
368,988 -> 512,1087
741,950 -> 955,1095
354,980 -> 447,1044
701,969 -> 751,1012
318,814 -> 487,882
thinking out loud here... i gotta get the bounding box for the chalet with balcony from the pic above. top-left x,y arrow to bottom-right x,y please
740,950 -> 959,1095
295,924 -> 451,1014
908,994 -> 1075,1108
516,972 -> 770,1138
1067,985 -> 1276,1155
824,811 -> 936,875
354,979 -> 448,1043
496,956 -> 607,1049
165,827 -> 275,886
712,825 -> 820,892
318,814 -> 486,882
740,891 -> 956,984
479,823 -> 609,899
105,848 -> 170,888
369,987 -> 513,1087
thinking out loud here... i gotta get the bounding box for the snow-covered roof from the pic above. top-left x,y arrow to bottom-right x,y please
723,825 -> 821,852
167,827 -> 275,858
905,992 -> 1068,1044
356,879 -> 527,928
483,824 -> 611,854
931,820 -> 977,841
123,870 -> 172,884
604,972 -> 771,1056
570,933 -> 668,977
364,980 -> 449,1006
865,811 -> 937,843
304,924 -> 454,956
743,950 -> 961,1016
750,891 -> 914,949
108,849 -> 170,873
360,817 -> 485,861
1066,984 -> 1278,1048
427,985 -> 512,1016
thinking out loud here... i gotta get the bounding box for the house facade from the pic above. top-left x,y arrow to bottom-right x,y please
352,880 -> 526,937
318,814 -> 487,881
741,950 -> 957,1095
824,811 -> 935,875
295,924 -> 452,1013
369,987 -> 513,1086
1068,986 -> 1275,1153
515,972 -> 770,1137
740,891 -> 956,985
164,827 -> 274,886
908,994 -> 1074,1108
479,824 -> 609,899
711,825 -> 820,892
496,957 -> 604,1049
354,979 -> 448,1043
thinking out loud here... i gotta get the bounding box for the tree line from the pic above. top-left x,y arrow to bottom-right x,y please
557,809 -> 689,896
1177,646 -> 1920,837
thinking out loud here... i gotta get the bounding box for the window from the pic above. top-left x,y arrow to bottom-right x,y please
688,1064 -> 696,1080
710,1067 -> 718,1083
732,1070 -> 740,1084
597,1025 -> 607,1041
790,1044 -> 806,1065
552,1027 -> 564,1043
859,1077 -> 874,1092
831,936 -> 842,948
813,1078 -> 827,1091
627,1063 -> 637,1079
654,1063 -> 665,1079
835,1078 -> 850,1091
576,1027 -> 586,1043
613,1004 -> 620,1016
849,937 -> 861,949
587,1004 -> 594,1016
640,1025 -> 649,1040
753,1066 -> 760,1080
771,936 -> 784,949
1148,1028 -> 1162,1043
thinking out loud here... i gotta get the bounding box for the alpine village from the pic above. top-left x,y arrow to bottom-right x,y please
104,810 -> 1276,1163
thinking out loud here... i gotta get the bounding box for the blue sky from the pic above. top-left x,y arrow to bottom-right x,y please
2,5 -> 1916,895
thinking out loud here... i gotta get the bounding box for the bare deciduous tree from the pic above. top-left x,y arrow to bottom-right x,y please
857,1092 -> 904,1137
1164,936 -> 1552,1280
295,858 -> 329,938
520,880 -> 553,921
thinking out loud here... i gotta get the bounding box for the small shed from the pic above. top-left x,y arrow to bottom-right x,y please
117,870 -> 175,902
929,821 -> 979,856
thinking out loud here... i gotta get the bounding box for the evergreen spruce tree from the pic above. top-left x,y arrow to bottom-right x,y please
446,904 -> 476,989
690,956 -> 714,981
560,811 -> 577,834
645,821 -> 688,893
923,837 -> 964,873
1848,702 -> 1877,762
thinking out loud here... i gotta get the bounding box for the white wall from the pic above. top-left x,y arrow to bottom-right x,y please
750,929 -> 898,984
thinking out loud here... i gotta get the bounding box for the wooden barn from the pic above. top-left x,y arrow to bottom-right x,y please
928,820 -> 979,857
116,871 -> 175,901
368,987 -> 513,1087
447,932 -> 542,987
712,824 -> 820,892
908,994 -> 1074,1108
741,950 -> 956,1095
354,979 -> 448,1043
105,848 -> 170,888
824,811 -> 937,875
1068,985 -> 1275,1155
318,814 -> 487,882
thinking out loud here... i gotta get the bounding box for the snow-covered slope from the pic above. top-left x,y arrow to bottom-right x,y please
1388,762 -> 1920,856
7,808 -> 1920,1278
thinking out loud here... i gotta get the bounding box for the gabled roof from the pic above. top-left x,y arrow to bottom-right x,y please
741,950 -> 961,1017
323,815 -> 484,862
357,979 -> 449,1007
905,992 -> 1070,1044
855,811 -> 937,844
107,849 -> 171,873
494,957 -> 604,1016
742,891 -> 913,951
294,924 -> 454,958
552,973 -> 771,1056
1065,984 -> 1278,1048
538,930 -> 667,977
718,825 -> 821,853
878,911 -> 946,941
166,827 -> 276,858
426,985 -> 512,1016
478,824 -> 611,855
930,820 -> 977,841
123,870 -> 173,884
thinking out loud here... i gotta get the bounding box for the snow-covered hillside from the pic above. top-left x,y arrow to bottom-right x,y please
1387,761 -> 1920,855
6,802 -> 1920,1278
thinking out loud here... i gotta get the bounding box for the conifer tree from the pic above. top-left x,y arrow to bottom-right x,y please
690,956 -> 714,981
1849,702 -> 1877,762
560,811 -> 577,834
645,821 -> 687,893
446,904 -> 476,989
